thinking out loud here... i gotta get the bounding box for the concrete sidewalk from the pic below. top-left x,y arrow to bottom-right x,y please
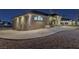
0,26 -> 77,39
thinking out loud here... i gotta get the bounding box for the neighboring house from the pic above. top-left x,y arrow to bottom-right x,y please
76,21 -> 79,25
2,21 -> 12,27
0,20 -> 12,27
60,18 -> 72,26
60,18 -> 77,26
75,18 -> 79,26
49,15 -> 77,26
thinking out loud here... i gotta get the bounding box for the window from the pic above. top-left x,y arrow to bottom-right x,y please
34,16 -> 38,20
33,16 -> 43,21
61,22 -> 64,25
65,22 -> 68,25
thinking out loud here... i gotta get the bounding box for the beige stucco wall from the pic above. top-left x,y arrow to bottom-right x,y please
76,21 -> 79,25
56,16 -> 62,25
48,15 -> 62,26
13,13 -> 48,30
72,21 -> 76,25
13,15 -> 29,30
28,13 -> 48,30
60,21 -> 72,25
60,20 -> 76,26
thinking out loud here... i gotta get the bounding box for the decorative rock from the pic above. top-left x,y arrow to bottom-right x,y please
45,25 -> 50,29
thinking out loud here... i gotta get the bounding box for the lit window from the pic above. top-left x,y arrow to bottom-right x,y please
34,16 -> 43,21
38,16 -> 43,21
4,23 -> 8,26
34,16 -> 38,20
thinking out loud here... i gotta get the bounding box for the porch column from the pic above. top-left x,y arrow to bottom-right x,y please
57,16 -> 62,25
28,14 -> 32,27
16,17 -> 19,29
21,16 -> 25,30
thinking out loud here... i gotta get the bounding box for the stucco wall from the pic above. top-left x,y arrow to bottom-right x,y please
27,13 -> 48,30
48,15 -> 61,26
60,21 -> 76,26
13,13 -> 48,31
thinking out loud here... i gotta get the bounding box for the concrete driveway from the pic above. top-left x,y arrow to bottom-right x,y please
0,26 -> 77,39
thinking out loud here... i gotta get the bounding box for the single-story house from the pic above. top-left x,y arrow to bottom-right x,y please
12,10 -> 79,31
76,21 -> 79,25
60,18 -> 77,26
13,10 -> 49,30
0,20 -> 12,27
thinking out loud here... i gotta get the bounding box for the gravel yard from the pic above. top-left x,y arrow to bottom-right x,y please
0,26 -> 78,49
0,26 -> 77,39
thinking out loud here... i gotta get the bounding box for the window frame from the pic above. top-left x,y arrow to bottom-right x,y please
33,15 -> 44,21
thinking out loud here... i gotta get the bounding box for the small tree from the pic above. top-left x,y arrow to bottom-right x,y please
0,19 -> 2,22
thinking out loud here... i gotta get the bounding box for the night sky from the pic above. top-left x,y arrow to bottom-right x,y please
0,9 -> 79,22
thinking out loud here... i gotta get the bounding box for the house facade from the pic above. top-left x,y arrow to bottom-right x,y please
60,18 -> 77,26
13,10 -> 78,31
48,14 -> 62,26
13,11 -> 48,30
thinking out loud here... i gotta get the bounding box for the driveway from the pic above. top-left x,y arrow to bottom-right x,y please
0,26 -> 77,39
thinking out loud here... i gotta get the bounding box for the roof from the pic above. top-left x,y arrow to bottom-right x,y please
61,18 -> 71,21
13,10 -> 60,18
49,14 -> 59,16
26,10 -> 48,16
13,10 -> 49,18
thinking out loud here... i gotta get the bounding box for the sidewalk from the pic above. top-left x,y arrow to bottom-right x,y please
0,26 -> 77,39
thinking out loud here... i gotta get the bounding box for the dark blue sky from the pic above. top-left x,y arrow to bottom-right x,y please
0,9 -> 79,22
